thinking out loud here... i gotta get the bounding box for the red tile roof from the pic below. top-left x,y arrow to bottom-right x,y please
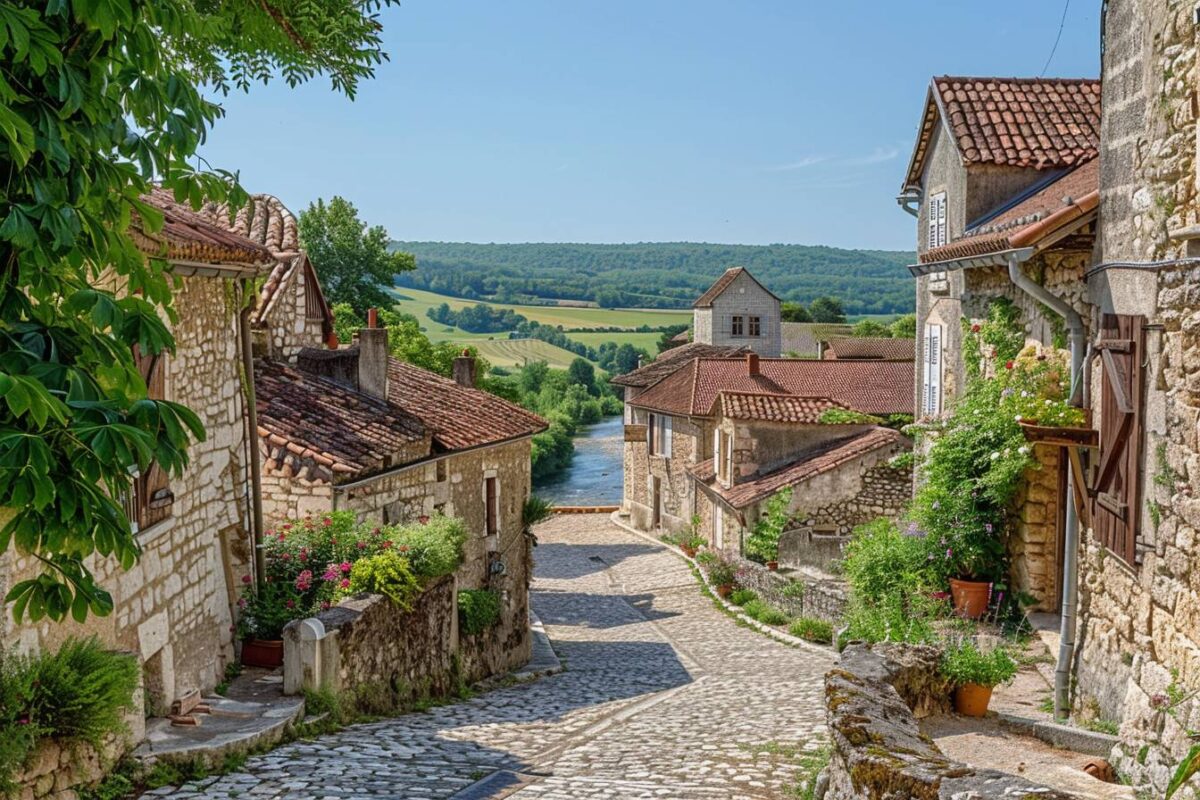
919,158 -> 1098,266
135,189 -> 275,267
610,342 -> 750,388
692,427 -> 907,508
693,267 -> 778,308
255,360 -> 427,478
386,359 -> 548,451
903,77 -> 1100,190
717,392 -> 846,423
823,337 -> 915,361
630,357 -> 914,417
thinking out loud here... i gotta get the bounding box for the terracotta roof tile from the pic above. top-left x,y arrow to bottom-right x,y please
255,360 -> 427,478
631,357 -> 913,417
692,267 -> 778,308
717,393 -> 846,423
692,427 -> 907,508
135,189 -> 275,267
903,76 -> 1100,189
610,342 -> 750,388
385,359 -> 547,451
919,157 -> 1098,265
823,337 -> 915,361
780,323 -> 853,357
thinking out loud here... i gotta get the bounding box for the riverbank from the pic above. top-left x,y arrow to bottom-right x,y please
533,415 -> 623,506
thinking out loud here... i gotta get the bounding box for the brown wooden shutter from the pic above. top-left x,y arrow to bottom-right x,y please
485,477 -> 497,537
133,346 -> 174,528
1092,314 -> 1144,565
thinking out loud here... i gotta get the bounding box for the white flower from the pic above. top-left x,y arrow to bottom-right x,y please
1015,414 -> 1022,421
1018,446 -> 1029,455
1020,391 -> 1029,398
990,452 -> 1000,460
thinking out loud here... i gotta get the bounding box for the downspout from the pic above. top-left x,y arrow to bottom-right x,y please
1005,251 -> 1085,720
238,284 -> 266,585
897,189 -> 921,218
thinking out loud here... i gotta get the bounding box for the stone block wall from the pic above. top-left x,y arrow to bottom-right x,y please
12,715 -> 140,800
1008,444 -> 1063,612
626,409 -> 708,534
259,255 -> 328,361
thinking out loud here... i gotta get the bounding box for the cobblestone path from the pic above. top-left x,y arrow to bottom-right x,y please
162,514 -> 833,799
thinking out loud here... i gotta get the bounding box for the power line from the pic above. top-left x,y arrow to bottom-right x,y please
1040,0 -> 1071,77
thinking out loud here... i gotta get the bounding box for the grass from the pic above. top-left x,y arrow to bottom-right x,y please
390,286 -> 690,333
470,338 -> 581,369
565,330 -> 665,351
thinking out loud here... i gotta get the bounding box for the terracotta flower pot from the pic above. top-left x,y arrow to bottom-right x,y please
954,683 -> 994,717
716,584 -> 733,599
681,545 -> 697,558
241,638 -> 284,669
949,578 -> 991,619
766,561 -> 779,572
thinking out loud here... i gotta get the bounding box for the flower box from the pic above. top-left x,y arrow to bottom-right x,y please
241,638 -> 284,669
1017,418 -> 1097,448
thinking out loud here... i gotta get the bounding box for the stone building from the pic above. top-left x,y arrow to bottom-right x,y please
254,323 -> 547,676
899,77 -> 1101,613
0,190 -> 276,717
619,351 -> 913,554
691,267 -> 782,357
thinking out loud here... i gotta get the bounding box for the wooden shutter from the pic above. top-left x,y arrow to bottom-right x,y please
662,416 -> 672,458
647,413 -> 657,455
1092,314 -> 1145,565
922,324 -> 942,416
936,194 -> 947,246
485,477 -> 498,536
131,347 -> 174,528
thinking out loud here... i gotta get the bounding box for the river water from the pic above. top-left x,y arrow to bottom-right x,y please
534,415 -> 624,506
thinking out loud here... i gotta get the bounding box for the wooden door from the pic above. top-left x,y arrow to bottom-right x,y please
133,346 -> 174,529
1092,314 -> 1145,565
652,478 -> 662,529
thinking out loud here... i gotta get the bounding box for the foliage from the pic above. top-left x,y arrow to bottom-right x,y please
705,557 -> 738,587
779,581 -> 806,599
729,588 -> 757,606
1167,744 -> 1200,799
940,639 -> 1018,688
889,313 -> 917,339
394,242 -> 916,315
0,0 -> 398,622
235,580 -> 303,641
741,599 -> 790,626
657,324 -> 690,352
300,197 -> 414,315
331,303 -> 490,382
389,515 -> 467,579
842,594 -> 938,645
789,617 -> 834,644
457,589 -> 502,635
522,496 -> 554,535
566,358 -> 599,396
842,519 -> 933,605
0,639 -> 137,791
818,408 -> 883,426
850,319 -> 890,337
809,296 -> 846,323
744,488 -> 793,563
781,302 -> 813,323
428,302 -> 524,333
345,551 -> 422,609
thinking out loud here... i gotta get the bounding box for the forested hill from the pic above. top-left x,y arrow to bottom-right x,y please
390,242 -> 915,315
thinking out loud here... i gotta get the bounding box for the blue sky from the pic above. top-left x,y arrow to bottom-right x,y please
199,1 -> 1100,252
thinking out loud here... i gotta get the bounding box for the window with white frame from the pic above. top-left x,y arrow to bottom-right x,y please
648,413 -> 672,457
922,323 -> 943,416
927,192 -> 947,249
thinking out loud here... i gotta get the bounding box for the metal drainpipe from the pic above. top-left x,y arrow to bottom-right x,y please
238,284 -> 266,585
1005,252 -> 1085,720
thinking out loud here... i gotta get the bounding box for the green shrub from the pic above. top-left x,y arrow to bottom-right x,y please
779,581 -> 805,599
940,639 -> 1018,688
842,519 -> 931,605
706,558 -> 738,587
729,589 -> 757,606
345,551 -> 422,609
458,589 -> 502,635
741,599 -> 789,626
694,550 -> 718,566
789,617 -> 833,644
522,495 -> 553,534
744,488 -> 792,563
390,515 -> 467,578
843,595 -> 937,645
818,408 -> 883,425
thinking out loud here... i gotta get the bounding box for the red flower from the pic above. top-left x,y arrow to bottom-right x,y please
1005,360 -> 1014,370
282,523 -> 293,531
241,574 -> 252,584
285,599 -> 295,609
322,517 -> 332,527
339,578 -> 350,589
356,541 -> 367,550
381,540 -> 393,549
971,323 -> 981,333
418,515 -> 430,525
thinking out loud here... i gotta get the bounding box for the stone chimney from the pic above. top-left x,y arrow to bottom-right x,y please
746,352 -> 760,376
357,307 -> 389,399
452,349 -> 476,388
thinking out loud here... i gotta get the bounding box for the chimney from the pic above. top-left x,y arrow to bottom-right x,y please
453,349 -> 476,388
357,307 -> 389,399
746,352 -> 760,376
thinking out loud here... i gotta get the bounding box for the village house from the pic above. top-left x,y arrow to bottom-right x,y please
900,76 -> 1100,615
691,267 -> 782,357
0,190 -> 277,719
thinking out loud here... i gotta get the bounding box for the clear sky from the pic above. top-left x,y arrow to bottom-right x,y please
198,1 -> 1100,252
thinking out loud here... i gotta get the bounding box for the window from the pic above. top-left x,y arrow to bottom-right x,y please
484,476 -> 498,537
731,315 -> 744,336
927,192 -> 947,249
1093,314 -> 1145,565
749,316 -> 761,337
648,413 -> 672,457
921,323 -> 942,416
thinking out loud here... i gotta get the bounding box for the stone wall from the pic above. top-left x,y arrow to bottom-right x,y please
0,275 -> 252,714
258,255 -> 328,361
13,717 -> 141,800
825,643 -> 1083,799
1008,444 -> 1063,612
626,407 -> 709,534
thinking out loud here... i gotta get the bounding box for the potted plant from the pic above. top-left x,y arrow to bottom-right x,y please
940,639 -> 1018,717
237,581 -> 303,668
679,534 -> 705,558
707,559 -> 738,598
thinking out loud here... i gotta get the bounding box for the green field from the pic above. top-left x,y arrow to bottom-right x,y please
566,330 -> 664,352
471,338 -> 580,370
391,286 -> 690,332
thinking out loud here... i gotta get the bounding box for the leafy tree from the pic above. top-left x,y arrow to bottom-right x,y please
780,302 -> 813,323
657,325 -> 689,352
300,197 -> 415,315
809,296 -> 846,324
0,1 -> 397,622
890,313 -> 917,339
566,358 -> 598,396
851,320 -> 891,337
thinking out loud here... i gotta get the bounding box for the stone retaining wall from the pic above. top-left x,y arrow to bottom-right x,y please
12,726 -> 134,800
824,643 -> 1085,798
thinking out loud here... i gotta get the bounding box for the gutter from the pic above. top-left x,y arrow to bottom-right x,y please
1004,250 -> 1085,721
238,286 -> 267,585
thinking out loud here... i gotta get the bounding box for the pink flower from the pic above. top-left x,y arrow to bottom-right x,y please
418,515 -> 430,525
294,570 -> 313,592
322,567 -> 338,582
339,578 -> 351,589
282,523 -> 293,531
299,548 -> 308,562
280,553 -> 291,561
340,561 -> 352,574
276,533 -> 286,542
241,574 -> 252,584
1005,360 -> 1014,370
946,548 -> 953,558
237,598 -> 247,608
322,517 -> 332,527
285,599 -> 295,609
381,540 -> 393,549
320,601 -> 331,610
357,541 -> 367,550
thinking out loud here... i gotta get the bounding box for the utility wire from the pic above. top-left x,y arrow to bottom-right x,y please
1040,0 -> 1071,77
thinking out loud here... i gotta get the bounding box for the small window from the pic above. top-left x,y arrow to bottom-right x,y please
436,459 -> 447,482
648,413 -> 672,457
749,316 -> 761,337
484,477 -> 498,537
731,315 -> 744,337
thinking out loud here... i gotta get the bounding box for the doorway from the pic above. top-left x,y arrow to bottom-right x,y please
651,477 -> 662,529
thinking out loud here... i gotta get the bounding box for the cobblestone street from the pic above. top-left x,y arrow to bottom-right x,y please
162,514 -> 833,799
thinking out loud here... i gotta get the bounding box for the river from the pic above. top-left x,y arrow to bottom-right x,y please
534,415 -> 624,506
